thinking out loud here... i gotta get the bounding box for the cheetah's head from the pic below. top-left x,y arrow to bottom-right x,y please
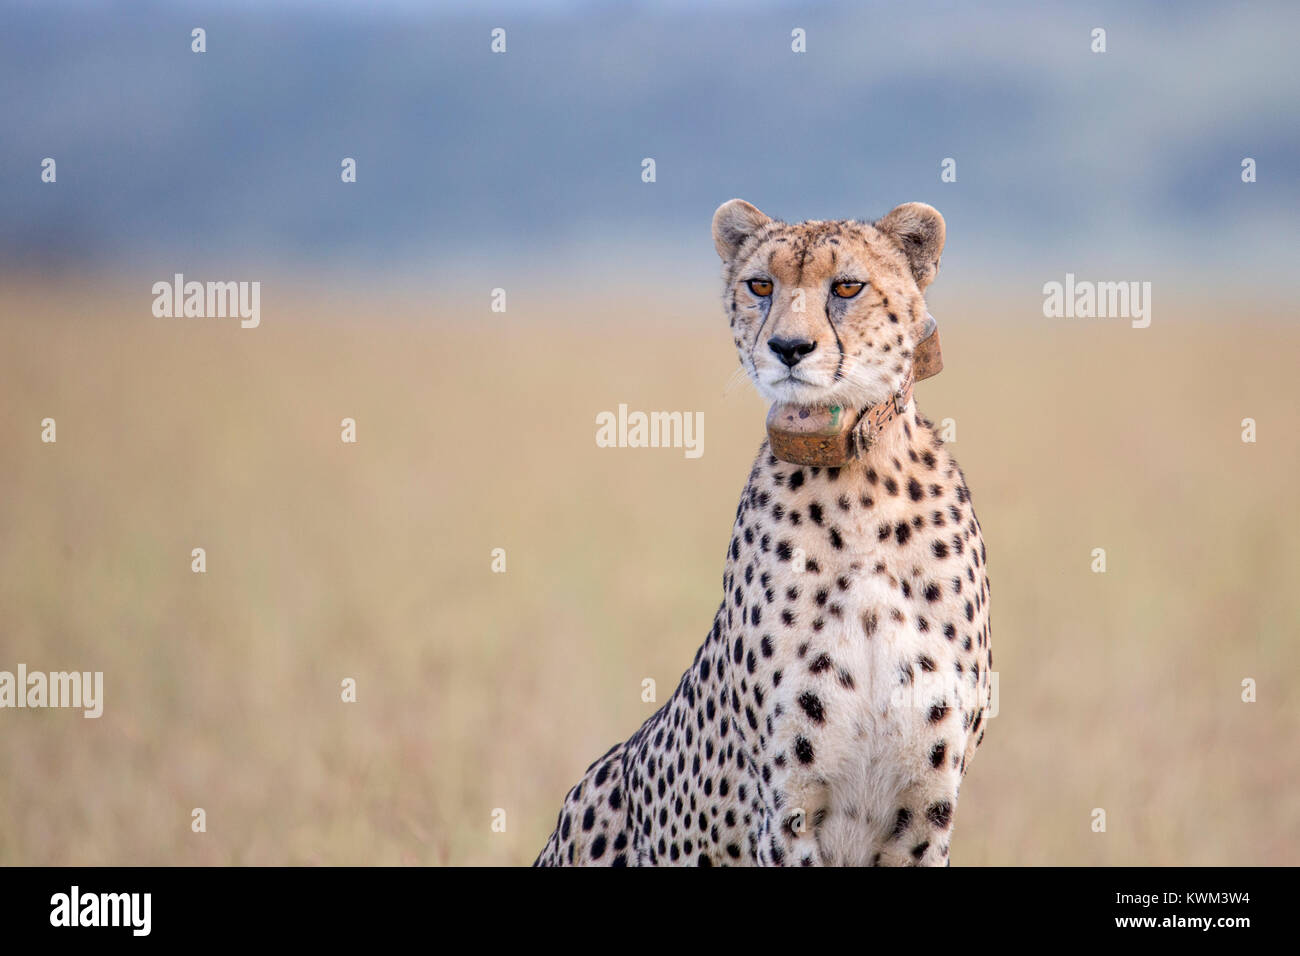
712,200 -> 944,410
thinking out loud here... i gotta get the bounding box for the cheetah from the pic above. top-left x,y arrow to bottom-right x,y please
535,200 -> 991,866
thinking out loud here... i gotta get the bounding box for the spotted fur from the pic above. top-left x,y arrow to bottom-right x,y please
535,201 -> 991,866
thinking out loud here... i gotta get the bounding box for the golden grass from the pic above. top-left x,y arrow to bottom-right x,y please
1,281 -> 1296,865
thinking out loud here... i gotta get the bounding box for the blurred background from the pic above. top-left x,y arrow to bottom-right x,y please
1,0 -> 1297,865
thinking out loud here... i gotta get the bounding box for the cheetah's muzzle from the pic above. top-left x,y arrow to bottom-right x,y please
766,313 -> 944,468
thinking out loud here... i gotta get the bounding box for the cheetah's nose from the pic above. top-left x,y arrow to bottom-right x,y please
768,337 -> 817,368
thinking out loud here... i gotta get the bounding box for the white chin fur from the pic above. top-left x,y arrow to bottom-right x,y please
752,365 -> 892,409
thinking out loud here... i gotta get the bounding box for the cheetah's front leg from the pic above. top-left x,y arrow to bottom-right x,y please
871,775 -> 960,866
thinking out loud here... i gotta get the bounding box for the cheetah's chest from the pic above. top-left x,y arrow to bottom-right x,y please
728,453 -> 990,863
760,561 -> 976,852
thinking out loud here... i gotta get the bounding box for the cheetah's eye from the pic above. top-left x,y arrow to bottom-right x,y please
832,281 -> 864,299
746,279 -> 773,297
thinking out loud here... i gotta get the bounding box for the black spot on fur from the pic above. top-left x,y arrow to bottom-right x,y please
798,691 -> 825,723
891,808 -> 912,838
930,741 -> 946,768
926,801 -> 953,829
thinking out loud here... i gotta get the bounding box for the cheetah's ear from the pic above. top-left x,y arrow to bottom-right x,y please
712,199 -> 771,262
876,202 -> 946,291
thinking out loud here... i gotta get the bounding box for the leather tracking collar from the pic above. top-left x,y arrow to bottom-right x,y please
765,312 -> 944,468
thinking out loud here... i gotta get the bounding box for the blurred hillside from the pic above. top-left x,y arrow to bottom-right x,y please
1,0 -> 1297,290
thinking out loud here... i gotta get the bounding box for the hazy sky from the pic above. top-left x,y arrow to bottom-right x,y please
3,0 -> 1296,292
